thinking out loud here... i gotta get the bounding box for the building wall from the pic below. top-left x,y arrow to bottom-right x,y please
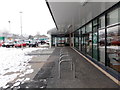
73,2 -> 120,74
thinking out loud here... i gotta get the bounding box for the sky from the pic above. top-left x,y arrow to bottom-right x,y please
0,0 -> 55,36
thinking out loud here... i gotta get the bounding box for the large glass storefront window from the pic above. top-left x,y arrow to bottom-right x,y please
99,29 -> 105,64
65,37 -> 69,46
106,8 -> 120,72
98,15 -> 106,64
107,25 -> 120,72
51,36 -> 55,46
99,15 -> 105,28
76,6 -> 120,73
86,23 -> 92,57
92,19 -> 99,61
57,37 -> 65,46
79,29 -> 82,51
74,30 -> 79,49
107,8 -> 120,25
81,27 -> 86,53
51,35 -> 70,47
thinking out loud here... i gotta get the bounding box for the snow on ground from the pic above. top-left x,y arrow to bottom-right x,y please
0,47 -> 46,88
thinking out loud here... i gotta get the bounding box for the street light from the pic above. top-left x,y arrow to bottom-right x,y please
19,11 -> 23,37
8,21 -> 11,32
20,11 -> 23,50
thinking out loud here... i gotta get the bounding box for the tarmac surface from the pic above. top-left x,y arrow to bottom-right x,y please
18,47 -> 120,89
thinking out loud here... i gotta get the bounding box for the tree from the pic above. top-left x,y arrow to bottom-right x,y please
35,31 -> 41,39
28,35 -> 33,39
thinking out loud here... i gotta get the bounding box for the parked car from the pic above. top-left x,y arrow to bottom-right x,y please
14,42 -> 26,48
111,40 -> 120,46
2,41 -> 14,48
29,41 -> 38,47
46,40 -> 50,45
24,40 -> 31,46
0,43 -> 2,47
40,40 -> 46,45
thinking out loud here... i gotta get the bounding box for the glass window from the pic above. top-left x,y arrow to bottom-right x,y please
86,33 -> 92,57
93,19 -> 98,26
92,19 -> 99,61
81,26 -> 86,53
52,36 -> 55,46
99,15 -> 105,28
74,30 -> 79,49
107,25 -> 120,72
107,8 -> 120,25
93,32 -> 98,60
81,26 -> 85,34
99,29 -> 105,64
79,29 -> 82,51
86,23 -> 92,56
81,35 -> 86,53
86,23 -> 92,33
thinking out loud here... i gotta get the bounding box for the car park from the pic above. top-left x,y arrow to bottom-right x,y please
14,42 -> 26,48
40,40 -> 46,45
2,41 -> 14,48
29,41 -> 38,47
24,40 -> 31,46
46,40 -> 49,45
0,43 -> 2,47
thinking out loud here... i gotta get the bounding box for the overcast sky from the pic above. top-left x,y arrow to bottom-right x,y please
0,0 -> 55,36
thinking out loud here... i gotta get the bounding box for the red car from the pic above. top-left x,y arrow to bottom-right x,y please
14,42 -> 26,48
111,41 -> 120,46
0,42 -> 4,47
0,43 -> 2,47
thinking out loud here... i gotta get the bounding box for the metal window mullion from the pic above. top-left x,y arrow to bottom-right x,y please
78,30 -> 79,49
105,13 -> 109,66
81,30 -> 82,51
97,18 -> 100,61
92,21 -> 93,58
85,26 -> 87,54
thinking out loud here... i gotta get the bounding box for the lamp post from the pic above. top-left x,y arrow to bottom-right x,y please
19,12 -> 23,37
8,21 -> 11,32
20,11 -> 23,50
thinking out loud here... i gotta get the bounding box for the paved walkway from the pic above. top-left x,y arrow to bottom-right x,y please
46,47 -> 119,88
23,48 -> 55,80
19,47 -> 119,88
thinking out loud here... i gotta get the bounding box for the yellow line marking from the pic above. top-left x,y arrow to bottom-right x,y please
71,47 -> 120,86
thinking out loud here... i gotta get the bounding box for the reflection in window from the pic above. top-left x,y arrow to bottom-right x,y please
86,23 -> 92,57
81,26 -> 86,34
99,29 -> 105,64
92,19 -> 99,61
81,27 -> 86,53
79,29 -> 82,51
107,25 -> 120,72
86,33 -> 92,57
86,23 -> 92,33
99,15 -> 105,28
107,8 -> 119,25
52,36 -> 55,46
74,30 -> 79,49
93,32 -> 98,60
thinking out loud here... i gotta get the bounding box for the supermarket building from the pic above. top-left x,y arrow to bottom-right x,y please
46,0 -> 120,83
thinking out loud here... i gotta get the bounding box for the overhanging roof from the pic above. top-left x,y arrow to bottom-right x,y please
46,0 -> 119,35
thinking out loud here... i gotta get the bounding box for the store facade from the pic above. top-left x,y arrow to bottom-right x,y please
72,4 -> 120,73
47,1 -> 120,80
